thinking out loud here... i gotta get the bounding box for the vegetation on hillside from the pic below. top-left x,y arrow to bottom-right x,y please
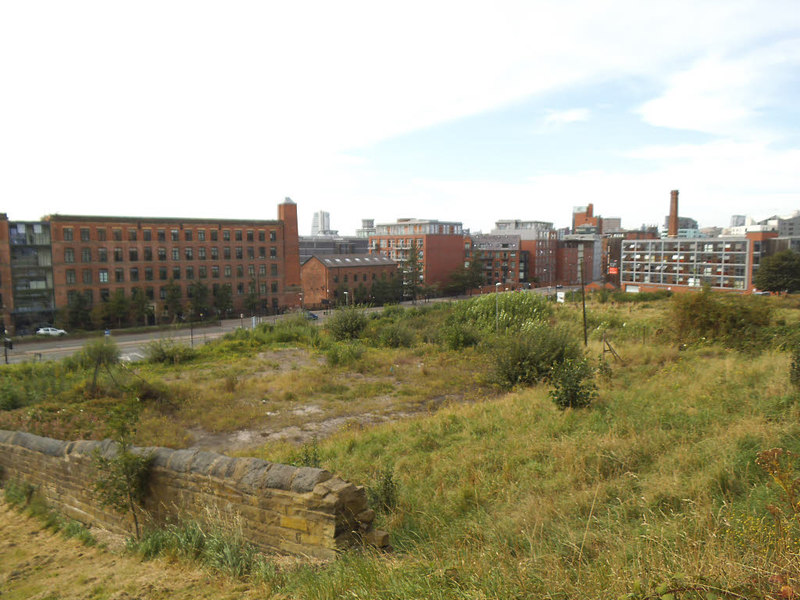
3,290 -> 800,598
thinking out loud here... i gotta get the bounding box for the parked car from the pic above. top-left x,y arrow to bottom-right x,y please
36,327 -> 67,336
304,311 -> 319,320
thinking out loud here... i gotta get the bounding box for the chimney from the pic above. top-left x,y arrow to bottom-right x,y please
668,190 -> 679,238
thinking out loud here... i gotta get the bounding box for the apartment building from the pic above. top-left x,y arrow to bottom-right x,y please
300,254 -> 398,307
491,220 -> 557,285
1,200 -> 301,334
465,234 -> 528,288
369,218 -> 464,287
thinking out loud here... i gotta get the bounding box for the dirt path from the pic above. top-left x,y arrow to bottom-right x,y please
0,501 -> 267,600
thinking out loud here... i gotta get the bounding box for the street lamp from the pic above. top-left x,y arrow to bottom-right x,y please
495,281 -> 501,332
344,291 -> 349,306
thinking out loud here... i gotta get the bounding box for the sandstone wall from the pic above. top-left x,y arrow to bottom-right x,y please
0,430 -> 387,559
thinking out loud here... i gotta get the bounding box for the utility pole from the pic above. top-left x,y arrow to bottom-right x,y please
579,245 -> 588,346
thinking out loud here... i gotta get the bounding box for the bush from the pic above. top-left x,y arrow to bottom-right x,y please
327,307 -> 368,341
549,357 -> 597,409
671,288 -> 772,348
377,323 -> 415,348
144,338 -> 198,364
491,324 -> 580,389
441,322 -> 482,350
450,292 -> 552,334
367,467 -> 398,513
791,346 -> 800,390
326,341 -> 365,367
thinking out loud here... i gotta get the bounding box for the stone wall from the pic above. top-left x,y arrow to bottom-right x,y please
0,430 -> 387,559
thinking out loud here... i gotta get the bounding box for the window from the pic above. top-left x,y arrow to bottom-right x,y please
271,282 -> 278,293
83,290 -> 93,304
259,265 -> 266,276
143,229 -> 152,241
172,248 -> 179,261
237,283 -> 244,295
145,267 -> 153,281
270,247 -> 277,258
128,230 -> 137,241
224,265 -> 232,277
130,267 -> 139,281
235,230 -> 242,241
186,266 -> 194,280
247,247 -> 254,259
67,290 -> 78,303
113,229 -> 122,241
80,228 -> 90,241
115,268 -> 124,282
333,275 -> 339,283
235,247 -> 243,259
210,247 -> 218,260
270,230 -> 276,242
145,287 -> 154,300
172,267 -> 181,280
63,228 -> 74,241
171,229 -> 179,241
223,230 -> 230,241
224,247 -> 231,259
198,266 -> 207,278
81,248 -> 91,262
198,230 -> 206,241
100,289 -> 110,301
212,266 -> 219,278
236,265 -> 244,277
247,230 -> 254,241
344,274 -> 349,283
144,247 -> 152,260
160,287 -> 167,300
158,248 -> 167,261
159,267 -> 167,280
248,265 -> 255,277
65,248 -> 75,263
270,264 -> 278,276
66,269 -> 76,284
258,231 -> 265,241
99,269 -> 108,283
185,247 -> 193,260
259,247 -> 266,258
114,248 -> 123,262
210,230 -> 218,241
97,229 -> 106,241
198,247 -> 206,260
184,230 -> 192,241
157,229 -> 166,242
129,248 -> 138,261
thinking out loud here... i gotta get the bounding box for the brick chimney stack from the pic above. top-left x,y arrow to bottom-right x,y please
668,190 -> 679,238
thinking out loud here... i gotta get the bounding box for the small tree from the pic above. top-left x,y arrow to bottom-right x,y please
80,338 -> 121,396
403,240 -> 422,302
327,306 -> 368,341
164,280 -> 183,322
754,249 -> 800,292
549,358 -> 597,410
92,400 -> 152,539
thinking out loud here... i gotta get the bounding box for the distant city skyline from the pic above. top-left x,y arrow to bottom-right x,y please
2,1 -> 798,235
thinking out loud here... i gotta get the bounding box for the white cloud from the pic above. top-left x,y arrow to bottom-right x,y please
542,108 -> 590,128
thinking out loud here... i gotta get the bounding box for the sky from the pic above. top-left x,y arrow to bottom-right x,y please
1,1 -> 799,235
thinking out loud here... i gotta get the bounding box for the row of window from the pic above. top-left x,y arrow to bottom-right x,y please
331,271 -> 393,284
62,246 -> 279,263
66,282 -> 279,304
65,264 -> 278,284
62,227 -> 278,243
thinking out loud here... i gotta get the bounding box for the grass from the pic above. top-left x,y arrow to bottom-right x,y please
4,292 -> 800,597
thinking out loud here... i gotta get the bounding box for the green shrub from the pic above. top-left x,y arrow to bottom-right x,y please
671,288 -> 772,348
367,467 -> 398,513
491,324 -> 580,389
791,346 -> 800,390
327,307 -> 368,341
326,341 -> 365,367
450,292 -> 552,334
144,338 -> 198,364
549,357 -> 597,409
377,323 -> 415,348
441,322 -> 482,350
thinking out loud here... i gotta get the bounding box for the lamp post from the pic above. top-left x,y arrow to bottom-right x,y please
344,291 -> 349,307
495,281 -> 501,332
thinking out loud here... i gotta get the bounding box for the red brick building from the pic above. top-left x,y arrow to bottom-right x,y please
300,254 -> 398,308
369,218 -> 464,288
44,199 -> 301,318
0,215 -> 12,332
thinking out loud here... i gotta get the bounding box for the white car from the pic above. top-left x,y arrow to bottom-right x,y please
36,327 -> 67,336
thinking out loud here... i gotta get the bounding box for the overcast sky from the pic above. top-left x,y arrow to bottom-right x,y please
2,1 -> 799,235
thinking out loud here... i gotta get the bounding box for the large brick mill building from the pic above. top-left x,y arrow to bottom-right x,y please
0,199 -> 301,335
